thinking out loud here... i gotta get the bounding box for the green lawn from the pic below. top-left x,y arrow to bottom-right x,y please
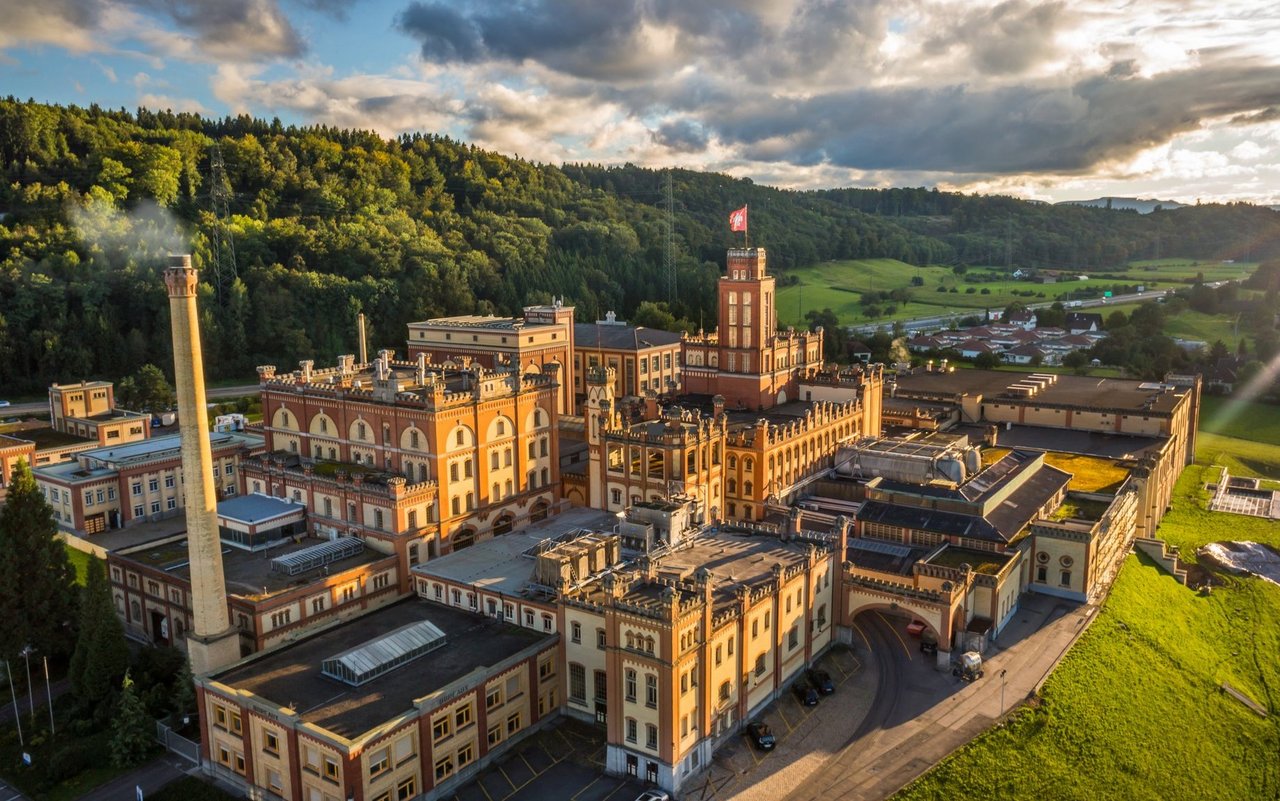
895,430 -> 1280,801
63,543 -> 100,586
1200,397 -> 1280,445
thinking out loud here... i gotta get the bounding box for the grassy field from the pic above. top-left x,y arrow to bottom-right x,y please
1200,396 -> 1280,444
63,542 -> 100,586
774,259 -> 1130,327
774,257 -> 1259,329
1118,258 -> 1257,282
896,429 -> 1280,801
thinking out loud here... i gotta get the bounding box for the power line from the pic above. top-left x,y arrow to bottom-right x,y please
208,143 -> 238,303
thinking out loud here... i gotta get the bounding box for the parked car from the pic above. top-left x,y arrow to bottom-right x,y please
0,400 -> 9,407
793,680 -> 820,707
921,629 -> 938,656
634,790 -> 671,801
746,721 -> 776,751
807,668 -> 835,695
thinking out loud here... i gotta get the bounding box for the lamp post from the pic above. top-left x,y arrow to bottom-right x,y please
1000,668 -> 1008,716
20,646 -> 34,728
5,661 -> 22,748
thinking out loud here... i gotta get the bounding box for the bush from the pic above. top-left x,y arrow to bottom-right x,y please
937,285 -> 948,292
980,288 -> 991,294
965,287 -> 977,294
45,741 -> 98,780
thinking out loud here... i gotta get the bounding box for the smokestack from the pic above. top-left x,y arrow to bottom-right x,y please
357,312 -> 368,365
164,255 -> 239,675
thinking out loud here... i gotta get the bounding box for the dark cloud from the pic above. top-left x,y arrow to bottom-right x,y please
1230,107 -> 1280,125
293,0 -> 366,20
395,3 -> 485,63
0,0 -> 109,49
133,0 -> 306,59
712,62 -> 1280,174
652,119 -> 709,153
395,0 -> 883,82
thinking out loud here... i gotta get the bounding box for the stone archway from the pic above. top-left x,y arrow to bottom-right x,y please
452,527 -> 478,551
846,593 -> 951,667
530,500 -> 550,523
492,514 -> 515,536
777,390 -> 788,404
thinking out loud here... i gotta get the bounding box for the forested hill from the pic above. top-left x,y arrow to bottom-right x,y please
1,99 -> 1278,394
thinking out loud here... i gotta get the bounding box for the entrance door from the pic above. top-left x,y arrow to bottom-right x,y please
149,610 -> 168,644
595,700 -> 607,725
626,755 -> 637,777
645,761 -> 658,784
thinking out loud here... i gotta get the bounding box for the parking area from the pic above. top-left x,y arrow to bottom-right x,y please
445,647 -> 868,801
680,646 -> 866,801
443,719 -> 651,801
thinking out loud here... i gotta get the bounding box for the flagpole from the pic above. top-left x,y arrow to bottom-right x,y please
744,203 -> 750,249
44,656 -> 55,737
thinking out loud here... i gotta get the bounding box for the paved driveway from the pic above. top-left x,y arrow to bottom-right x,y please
679,645 -> 871,801
443,719 -> 651,801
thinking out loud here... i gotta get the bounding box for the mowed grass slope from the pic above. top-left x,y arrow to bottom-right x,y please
896,423 -> 1280,801
775,257 -> 1258,329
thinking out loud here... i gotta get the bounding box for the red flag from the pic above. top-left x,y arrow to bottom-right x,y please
729,205 -> 748,232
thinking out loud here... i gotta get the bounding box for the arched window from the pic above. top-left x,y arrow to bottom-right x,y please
719,681 -> 731,701
728,478 -> 737,494
728,455 -> 737,470
744,458 -> 754,472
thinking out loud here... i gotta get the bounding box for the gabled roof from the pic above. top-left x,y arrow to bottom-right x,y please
957,339 -> 999,353
1065,312 -> 1104,331
1005,343 -> 1048,357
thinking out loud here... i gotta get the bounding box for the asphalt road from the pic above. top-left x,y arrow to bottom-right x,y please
785,596 -> 1093,801
0,383 -> 260,417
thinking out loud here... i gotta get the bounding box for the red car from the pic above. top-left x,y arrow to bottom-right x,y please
906,620 -> 927,637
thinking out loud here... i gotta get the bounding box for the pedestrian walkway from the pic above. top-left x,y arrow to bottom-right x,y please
78,753 -> 192,801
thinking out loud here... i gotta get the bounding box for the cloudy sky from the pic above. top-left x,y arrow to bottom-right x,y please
4,0 -> 1280,204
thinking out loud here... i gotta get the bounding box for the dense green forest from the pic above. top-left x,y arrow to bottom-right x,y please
2,98 -> 1279,394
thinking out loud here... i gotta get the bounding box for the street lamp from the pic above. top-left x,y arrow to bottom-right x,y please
1000,668 -> 1008,716
20,646 -> 34,728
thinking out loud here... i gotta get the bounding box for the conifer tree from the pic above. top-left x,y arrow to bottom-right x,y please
0,461 -> 78,662
111,672 -> 153,767
69,558 -> 130,709
171,657 -> 196,727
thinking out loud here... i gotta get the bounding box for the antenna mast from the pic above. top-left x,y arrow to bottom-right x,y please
665,170 -> 676,303
209,143 -> 238,303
